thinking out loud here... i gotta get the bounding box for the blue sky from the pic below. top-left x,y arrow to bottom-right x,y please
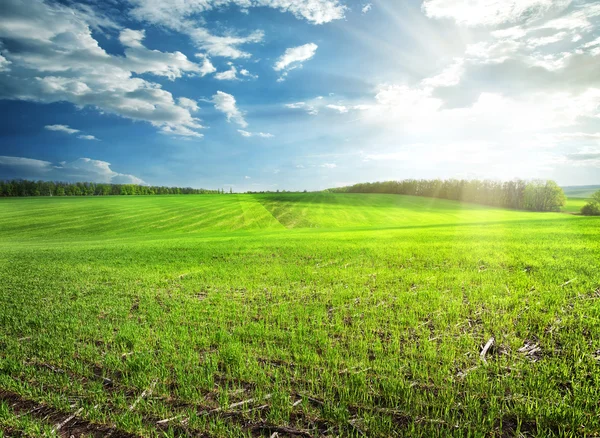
0,0 -> 599,191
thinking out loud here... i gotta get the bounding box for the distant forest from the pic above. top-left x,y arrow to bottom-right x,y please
0,180 -> 221,196
327,179 -> 566,212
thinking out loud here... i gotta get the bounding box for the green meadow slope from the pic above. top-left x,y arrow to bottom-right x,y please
0,193 -> 577,239
562,185 -> 600,199
0,194 -> 599,437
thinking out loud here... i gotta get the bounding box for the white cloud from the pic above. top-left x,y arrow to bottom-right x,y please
0,54 -> 11,72
119,29 -> 145,48
245,175 -> 251,179
177,97 -> 199,112
45,124 -> 100,140
326,104 -> 349,113
375,85 -> 442,118
239,68 -> 258,79
195,53 -> 218,76
422,0 -> 571,27
0,156 -> 144,184
285,102 -> 306,109
238,129 -> 274,138
45,124 -> 80,134
362,3 -> 372,14
215,65 -> 239,80
421,58 -> 464,88
540,3 -> 600,31
126,0 -> 345,60
190,29 -> 265,59
62,158 -> 145,184
128,0 -> 346,27
274,43 -> 318,79
212,91 -> 248,128
286,97 -> 371,116
0,0 -> 205,138
526,31 -> 569,48
285,101 -> 318,114
118,29 -> 205,80
320,163 -> 337,168
0,156 -> 52,169
214,64 -> 257,81
78,135 -> 99,141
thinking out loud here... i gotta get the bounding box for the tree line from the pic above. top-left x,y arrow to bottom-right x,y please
327,179 -> 566,212
0,180 -> 221,197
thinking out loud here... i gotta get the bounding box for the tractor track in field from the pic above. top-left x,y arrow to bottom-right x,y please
0,388 -> 139,438
2,351 -> 444,436
3,359 -> 337,437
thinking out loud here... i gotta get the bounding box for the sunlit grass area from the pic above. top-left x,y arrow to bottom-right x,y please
1,194 -> 599,437
0,193 -> 576,239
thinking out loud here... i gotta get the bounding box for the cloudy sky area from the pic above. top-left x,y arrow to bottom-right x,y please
0,0 -> 599,190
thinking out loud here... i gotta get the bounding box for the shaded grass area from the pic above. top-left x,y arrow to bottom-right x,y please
561,198 -> 588,214
0,195 -> 599,436
0,195 -> 284,239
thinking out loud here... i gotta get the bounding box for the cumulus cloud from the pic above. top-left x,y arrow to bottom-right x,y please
362,3 -> 372,14
119,28 -> 145,48
418,1 -> 600,111
238,130 -> 274,138
117,28 -> 206,80
0,156 -> 144,184
0,0 -> 205,138
0,54 -> 11,72
320,163 -> 337,168
212,91 -> 248,128
177,97 -> 199,112
214,64 -> 257,81
274,43 -> 318,79
215,65 -> 240,80
195,53 -> 218,76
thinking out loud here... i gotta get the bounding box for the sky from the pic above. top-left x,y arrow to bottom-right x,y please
0,0 -> 599,191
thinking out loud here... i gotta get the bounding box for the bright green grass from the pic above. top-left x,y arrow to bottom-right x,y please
561,197 -> 588,214
0,193 -> 577,238
1,194 -> 599,437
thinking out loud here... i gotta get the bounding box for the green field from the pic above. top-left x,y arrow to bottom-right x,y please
1,194 -> 599,437
561,198 -> 589,214
562,186 -> 600,199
